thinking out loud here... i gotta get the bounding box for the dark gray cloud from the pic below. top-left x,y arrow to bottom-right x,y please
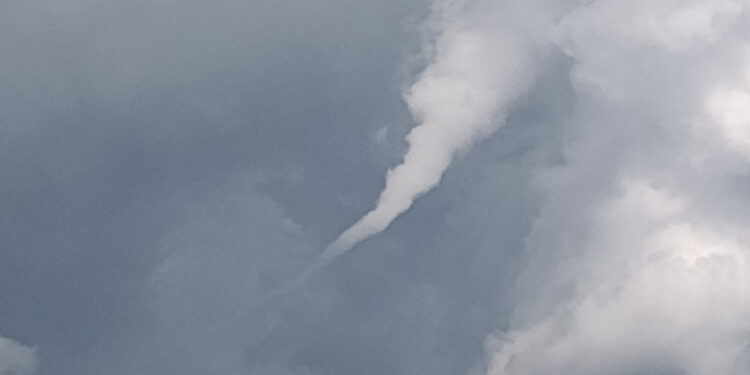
0,0 -> 437,373
1,0 -> 536,374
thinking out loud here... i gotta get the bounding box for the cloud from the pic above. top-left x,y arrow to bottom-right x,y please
484,181 -> 750,375
476,1 -> 750,374
3,0 -> 750,374
0,336 -> 38,375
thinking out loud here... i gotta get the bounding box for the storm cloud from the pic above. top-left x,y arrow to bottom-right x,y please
2,1 -> 750,375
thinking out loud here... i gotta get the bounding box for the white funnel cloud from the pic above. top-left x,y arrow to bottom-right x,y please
321,2 -> 539,263
268,2 -> 549,296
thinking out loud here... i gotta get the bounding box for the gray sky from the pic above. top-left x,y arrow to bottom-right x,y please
2,1 -> 750,375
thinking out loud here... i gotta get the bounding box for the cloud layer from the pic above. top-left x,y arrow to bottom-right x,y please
2,0 -> 750,375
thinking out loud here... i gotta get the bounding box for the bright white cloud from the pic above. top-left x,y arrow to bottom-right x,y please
470,1 -> 750,374
484,181 -> 750,375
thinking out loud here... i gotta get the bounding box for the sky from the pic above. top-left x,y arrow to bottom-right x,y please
2,1 -> 750,375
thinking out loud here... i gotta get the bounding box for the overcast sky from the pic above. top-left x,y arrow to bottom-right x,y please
2,1 -> 750,375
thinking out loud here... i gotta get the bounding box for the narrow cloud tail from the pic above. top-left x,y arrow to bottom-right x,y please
282,2 -> 540,292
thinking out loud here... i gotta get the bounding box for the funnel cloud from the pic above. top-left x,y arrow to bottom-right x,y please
323,1 -> 541,262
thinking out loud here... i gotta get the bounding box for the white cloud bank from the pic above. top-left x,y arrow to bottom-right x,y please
467,0 -> 750,374
484,180 -> 750,375
0,336 -> 38,375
